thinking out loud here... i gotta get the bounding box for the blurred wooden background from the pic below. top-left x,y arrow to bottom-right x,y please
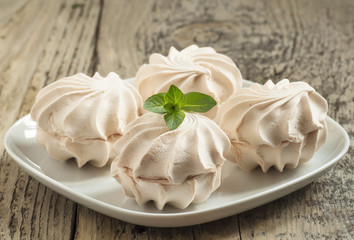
0,0 -> 353,239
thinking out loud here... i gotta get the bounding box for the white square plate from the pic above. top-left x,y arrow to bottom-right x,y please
4,80 -> 350,227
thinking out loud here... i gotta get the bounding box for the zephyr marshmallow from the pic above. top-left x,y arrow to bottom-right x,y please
216,79 -> 328,172
30,72 -> 143,167
134,45 -> 242,119
111,112 -> 233,210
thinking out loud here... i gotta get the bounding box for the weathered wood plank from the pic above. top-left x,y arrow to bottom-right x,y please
0,0 -> 64,238
0,0 -> 101,239
95,0 -> 156,78
0,0 -> 58,153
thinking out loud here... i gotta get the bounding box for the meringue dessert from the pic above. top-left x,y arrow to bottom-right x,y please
133,45 -> 243,119
111,112 -> 232,210
216,79 -> 328,172
30,72 -> 143,167
28,45 -> 331,211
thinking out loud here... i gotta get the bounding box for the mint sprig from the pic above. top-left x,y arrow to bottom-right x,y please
143,85 -> 216,130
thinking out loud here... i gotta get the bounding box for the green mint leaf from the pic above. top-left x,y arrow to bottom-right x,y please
164,102 -> 180,113
164,110 -> 185,130
164,85 -> 185,107
182,92 -> 217,113
144,93 -> 167,114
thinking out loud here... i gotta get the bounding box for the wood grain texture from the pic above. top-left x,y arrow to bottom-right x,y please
0,0 -> 353,239
1,0 -> 100,239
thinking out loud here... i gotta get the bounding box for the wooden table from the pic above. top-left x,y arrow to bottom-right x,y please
1,0 -> 353,239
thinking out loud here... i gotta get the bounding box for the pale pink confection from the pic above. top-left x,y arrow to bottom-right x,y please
30,72 -> 143,167
216,79 -> 328,172
111,112 -> 233,210
134,45 -> 242,119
